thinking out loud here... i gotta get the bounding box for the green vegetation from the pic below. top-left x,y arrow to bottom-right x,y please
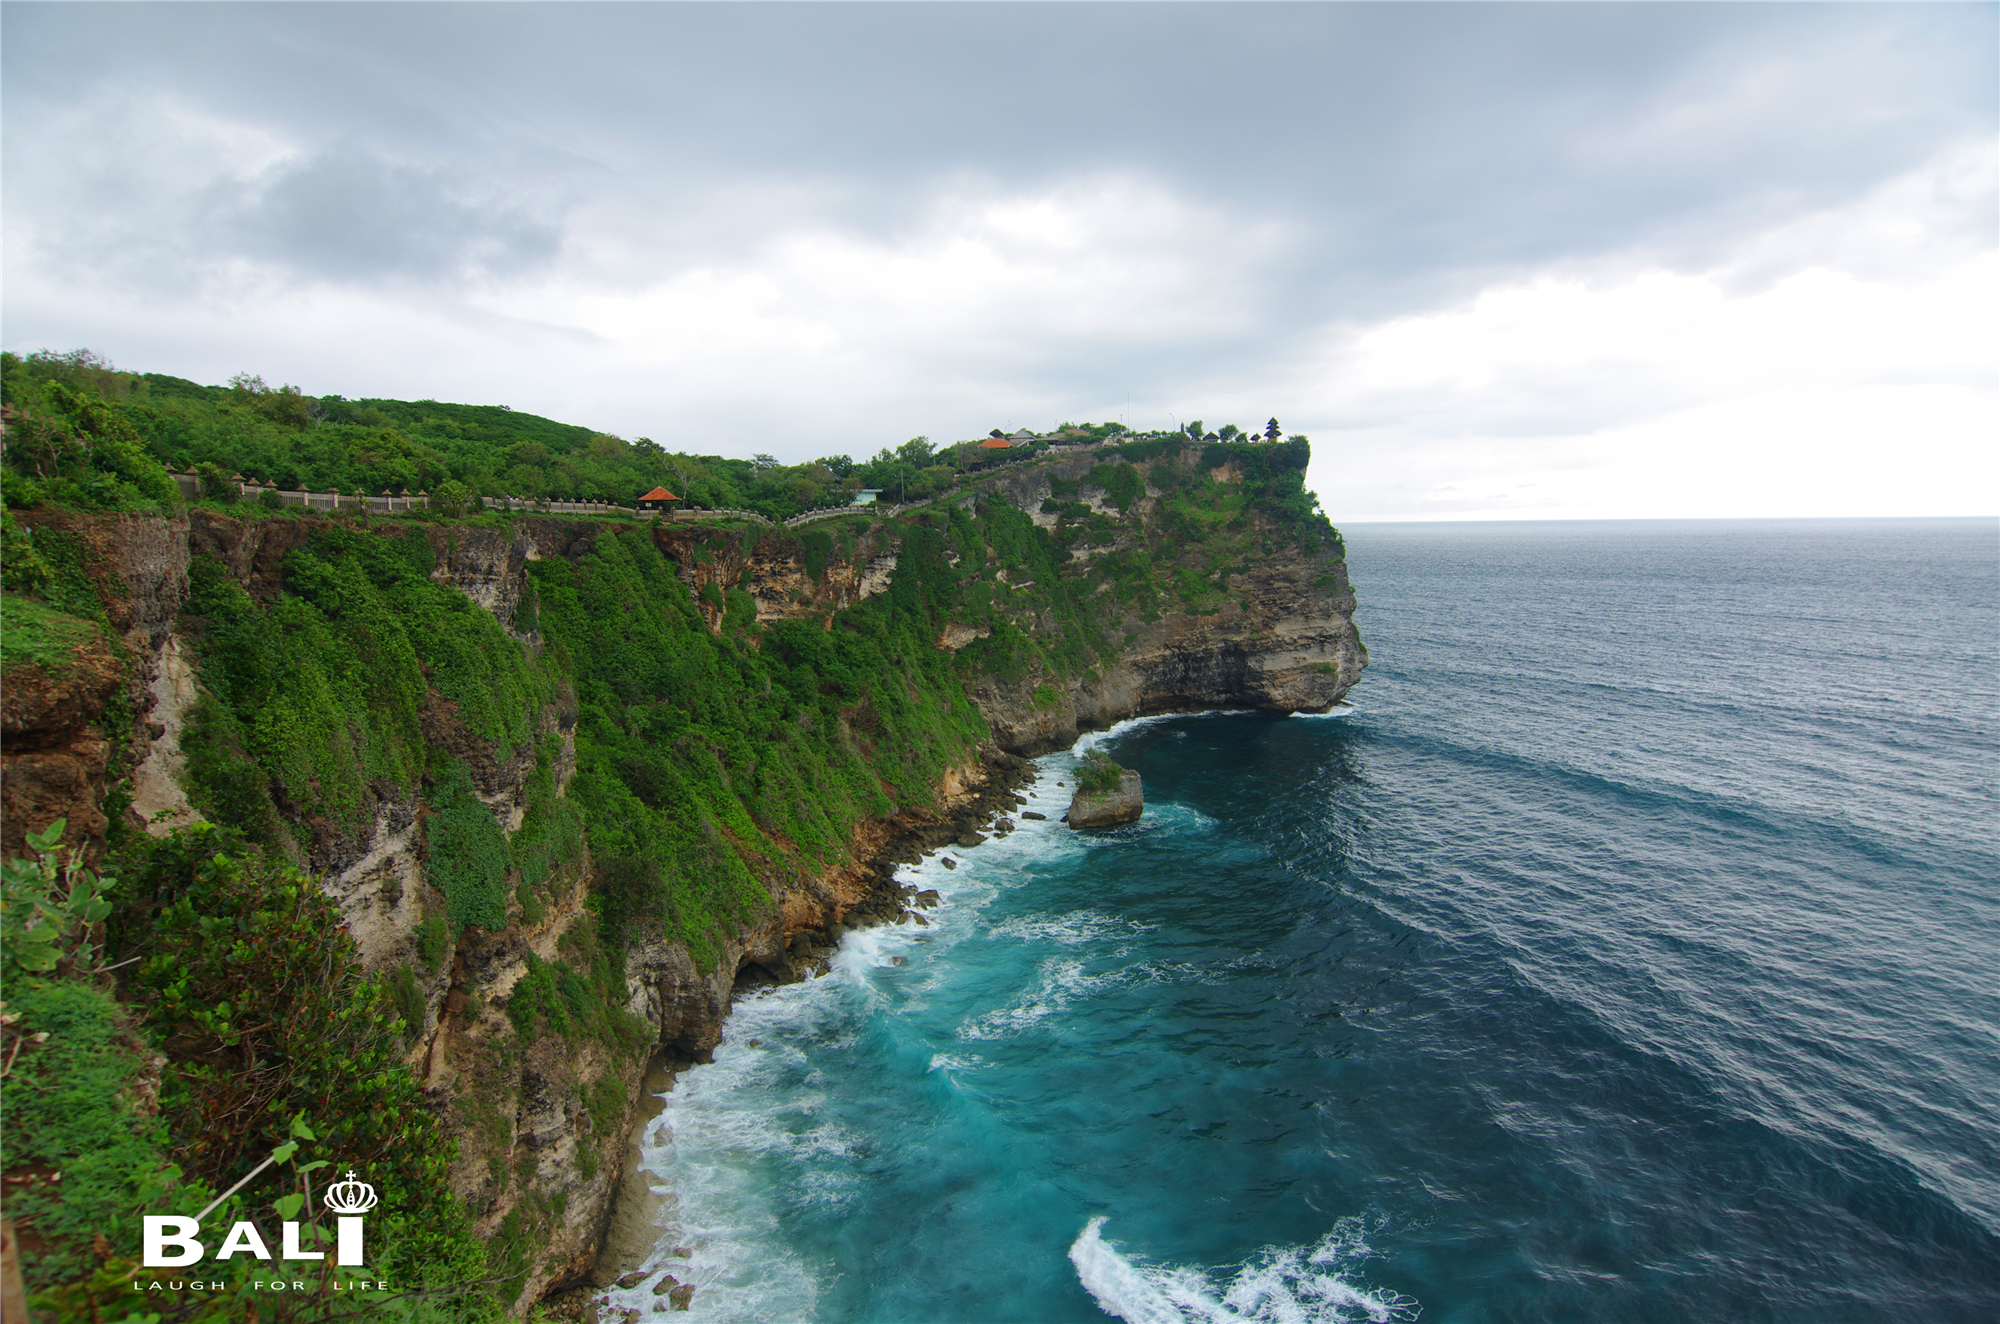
504,917 -> 647,1052
1076,749 -> 1126,794
530,522 -> 986,970
3,351 -> 1067,523
0,592 -> 108,681
0,351 -> 182,514
179,524 -> 551,851
0,351 -> 1351,1320
427,761 -> 512,935
4,824 -> 492,1321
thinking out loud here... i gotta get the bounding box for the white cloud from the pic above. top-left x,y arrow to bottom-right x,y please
1291,149 -> 1997,522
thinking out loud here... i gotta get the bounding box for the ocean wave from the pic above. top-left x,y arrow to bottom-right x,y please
958,956 -> 1128,1041
1068,1217 -> 1420,1324
927,1052 -> 986,1073
989,909 -> 1157,948
1292,702 -> 1361,720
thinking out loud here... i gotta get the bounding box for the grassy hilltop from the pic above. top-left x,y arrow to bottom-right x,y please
1,348 -> 1144,519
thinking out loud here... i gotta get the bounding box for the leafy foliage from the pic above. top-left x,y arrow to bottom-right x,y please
5,824 -> 496,1321
106,828 -> 493,1315
1076,749 -> 1126,794
527,523 -> 986,968
0,593 -> 109,683
0,509 -> 52,592
426,761 -> 511,935
179,525 -> 551,849
1,975 -> 177,1292
0,354 -> 183,513
0,819 -> 115,978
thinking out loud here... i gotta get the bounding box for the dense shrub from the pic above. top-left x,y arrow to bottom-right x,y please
1077,749 -> 1125,794
425,761 -> 510,935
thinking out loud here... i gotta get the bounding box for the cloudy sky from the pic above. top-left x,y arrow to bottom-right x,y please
3,2 -> 1993,521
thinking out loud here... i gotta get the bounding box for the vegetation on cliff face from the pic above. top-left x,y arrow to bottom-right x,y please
177,525 -> 552,855
531,522 -> 986,971
1,352 -> 1355,1320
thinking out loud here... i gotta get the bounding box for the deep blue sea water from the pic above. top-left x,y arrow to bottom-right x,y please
616,518 -> 1999,1324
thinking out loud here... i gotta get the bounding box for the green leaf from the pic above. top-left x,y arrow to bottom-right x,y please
14,945 -> 58,972
296,1159 -> 330,1176
289,1114 -> 317,1140
270,1140 -> 300,1164
274,1192 -> 305,1221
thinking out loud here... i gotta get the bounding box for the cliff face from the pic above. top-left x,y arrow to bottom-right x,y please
972,524 -> 1363,753
3,510 -> 189,861
0,605 -> 125,861
1,437 -> 1364,1316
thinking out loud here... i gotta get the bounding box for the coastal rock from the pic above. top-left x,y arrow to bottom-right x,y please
967,523 -> 1365,755
1068,770 -> 1144,829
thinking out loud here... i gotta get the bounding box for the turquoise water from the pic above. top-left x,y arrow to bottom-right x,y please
615,519 -> 1999,1323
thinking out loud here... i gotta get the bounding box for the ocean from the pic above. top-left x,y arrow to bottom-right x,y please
609,518 -> 1999,1324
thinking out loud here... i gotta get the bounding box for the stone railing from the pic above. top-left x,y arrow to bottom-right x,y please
171,471 -> 648,517
173,472 -> 433,513
482,496 -> 636,516
673,507 -> 774,527
169,471 -> 938,528
783,502 -> 914,528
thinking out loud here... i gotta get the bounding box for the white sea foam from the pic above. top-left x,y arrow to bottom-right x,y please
958,955 -> 1128,1041
927,1051 -> 986,1073
1072,712 -> 1192,754
1292,702 -> 1360,720
1069,1217 -> 1421,1324
989,909 -> 1156,948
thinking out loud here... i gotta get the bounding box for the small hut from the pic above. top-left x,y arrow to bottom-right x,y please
637,486 -> 681,513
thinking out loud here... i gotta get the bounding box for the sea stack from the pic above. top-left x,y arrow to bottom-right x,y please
1067,750 -> 1144,829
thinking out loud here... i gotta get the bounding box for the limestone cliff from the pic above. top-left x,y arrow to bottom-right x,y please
0,434 -> 1364,1317
972,528 -> 1362,753
3,510 -> 188,861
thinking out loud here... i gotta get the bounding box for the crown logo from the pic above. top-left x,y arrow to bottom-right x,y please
321,1170 -> 379,1216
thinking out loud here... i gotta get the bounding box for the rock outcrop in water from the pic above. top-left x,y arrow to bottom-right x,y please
1067,769 -> 1144,829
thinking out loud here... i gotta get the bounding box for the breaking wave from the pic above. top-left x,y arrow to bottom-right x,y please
1069,1217 -> 1421,1324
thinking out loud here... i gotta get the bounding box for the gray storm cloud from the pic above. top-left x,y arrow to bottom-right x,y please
219,148 -> 562,281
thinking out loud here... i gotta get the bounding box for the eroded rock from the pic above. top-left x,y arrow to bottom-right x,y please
1068,770 -> 1144,829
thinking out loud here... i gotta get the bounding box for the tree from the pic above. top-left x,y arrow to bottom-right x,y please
196,461 -> 239,503
432,479 -> 476,517
1265,417 -> 1282,440
1218,423 -> 1240,440
897,436 -> 936,467
751,453 -> 778,471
